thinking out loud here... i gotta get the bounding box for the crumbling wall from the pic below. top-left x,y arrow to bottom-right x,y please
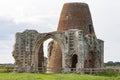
12,30 -> 39,72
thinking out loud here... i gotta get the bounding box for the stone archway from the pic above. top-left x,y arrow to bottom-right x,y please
31,32 -> 65,72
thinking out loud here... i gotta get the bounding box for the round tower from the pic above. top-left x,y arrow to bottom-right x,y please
58,2 -> 95,35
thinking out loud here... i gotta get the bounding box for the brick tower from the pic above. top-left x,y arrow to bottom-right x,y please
58,3 -> 95,35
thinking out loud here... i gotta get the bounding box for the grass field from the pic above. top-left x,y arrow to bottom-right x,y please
0,73 -> 120,80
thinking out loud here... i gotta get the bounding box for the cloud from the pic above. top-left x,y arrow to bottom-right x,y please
0,0 -> 120,63
0,39 -> 14,63
0,49 -> 14,63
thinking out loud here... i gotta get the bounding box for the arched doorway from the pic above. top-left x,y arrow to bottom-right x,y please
32,33 -> 64,72
71,54 -> 78,71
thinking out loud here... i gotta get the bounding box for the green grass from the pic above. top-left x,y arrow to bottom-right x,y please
0,73 -> 120,80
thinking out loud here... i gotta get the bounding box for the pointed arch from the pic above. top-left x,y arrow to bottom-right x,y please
32,33 -> 65,72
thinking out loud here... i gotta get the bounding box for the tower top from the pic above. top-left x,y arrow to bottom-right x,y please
64,2 -> 88,6
57,2 -> 95,35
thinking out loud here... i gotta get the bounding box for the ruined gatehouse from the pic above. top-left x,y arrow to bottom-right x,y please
12,2 -> 104,73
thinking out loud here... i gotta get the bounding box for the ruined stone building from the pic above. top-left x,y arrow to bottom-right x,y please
12,30 -> 39,72
12,2 -> 104,73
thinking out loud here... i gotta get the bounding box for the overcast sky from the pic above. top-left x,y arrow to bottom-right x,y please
0,0 -> 120,63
